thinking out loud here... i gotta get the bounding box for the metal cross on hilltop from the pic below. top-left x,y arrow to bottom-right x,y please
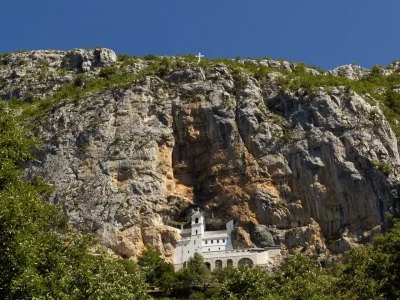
196,52 -> 204,64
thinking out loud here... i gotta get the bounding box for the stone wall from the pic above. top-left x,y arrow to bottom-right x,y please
174,247 -> 281,271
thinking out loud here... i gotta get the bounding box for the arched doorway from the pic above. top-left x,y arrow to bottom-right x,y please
238,258 -> 253,266
215,260 -> 222,269
227,259 -> 233,267
205,262 -> 211,270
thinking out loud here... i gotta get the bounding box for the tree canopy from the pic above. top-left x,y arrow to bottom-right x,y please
0,104 -> 148,299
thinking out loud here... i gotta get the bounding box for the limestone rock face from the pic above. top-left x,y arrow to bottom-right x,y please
0,48 -> 116,100
251,59 -> 295,71
67,48 -> 117,72
328,64 -> 369,80
231,227 -> 254,249
284,219 -> 327,255
250,225 -> 275,247
3,49 -> 400,261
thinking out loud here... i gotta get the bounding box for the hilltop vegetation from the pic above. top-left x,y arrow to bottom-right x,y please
3,50 -> 400,139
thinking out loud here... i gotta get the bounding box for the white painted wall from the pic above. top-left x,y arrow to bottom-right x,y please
173,211 -> 281,269
267,248 -> 281,259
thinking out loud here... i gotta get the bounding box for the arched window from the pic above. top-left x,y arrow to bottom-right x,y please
183,261 -> 187,268
227,259 -> 233,267
215,260 -> 222,269
205,262 -> 211,270
195,218 -> 199,224
238,258 -> 254,266
195,230 -> 198,235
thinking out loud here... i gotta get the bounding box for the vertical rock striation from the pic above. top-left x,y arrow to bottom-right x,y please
1,49 -> 398,260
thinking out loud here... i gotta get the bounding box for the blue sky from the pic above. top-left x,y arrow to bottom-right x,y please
1,0 -> 399,70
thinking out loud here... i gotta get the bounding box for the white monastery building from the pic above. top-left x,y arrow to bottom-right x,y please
173,210 -> 281,270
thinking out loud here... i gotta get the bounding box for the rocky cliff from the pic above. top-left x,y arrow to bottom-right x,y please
1,48 -> 399,262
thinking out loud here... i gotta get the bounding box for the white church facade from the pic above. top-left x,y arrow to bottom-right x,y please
173,210 -> 281,270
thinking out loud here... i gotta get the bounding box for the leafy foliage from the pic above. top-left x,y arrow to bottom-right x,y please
372,159 -> 393,175
0,105 -> 36,188
0,105 -> 148,299
334,221 -> 400,299
132,221 -> 400,299
218,265 -> 274,299
177,252 -> 211,293
118,55 -> 138,67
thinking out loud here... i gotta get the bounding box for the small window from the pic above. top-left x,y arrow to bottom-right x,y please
223,239 -> 225,243
188,251 -> 189,253
205,240 -> 208,244
195,230 -> 198,235
208,248 -> 210,251
217,239 -> 219,243
219,248 -> 220,250
194,240 -> 196,245
195,218 -> 199,224
211,240 -> 213,244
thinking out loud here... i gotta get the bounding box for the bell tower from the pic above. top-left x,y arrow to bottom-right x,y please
191,209 -> 205,236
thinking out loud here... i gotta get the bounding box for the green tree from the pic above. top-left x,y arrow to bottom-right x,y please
272,255 -> 337,300
189,291 -> 206,299
156,262 -> 179,295
138,245 -> 166,283
0,104 -> 148,299
217,256 -> 338,300
0,105 -> 36,187
178,253 -> 211,294
333,246 -> 382,299
335,220 -> 400,299
218,265 -> 274,300
137,244 -> 177,294
68,253 -> 148,300
118,258 -> 139,274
